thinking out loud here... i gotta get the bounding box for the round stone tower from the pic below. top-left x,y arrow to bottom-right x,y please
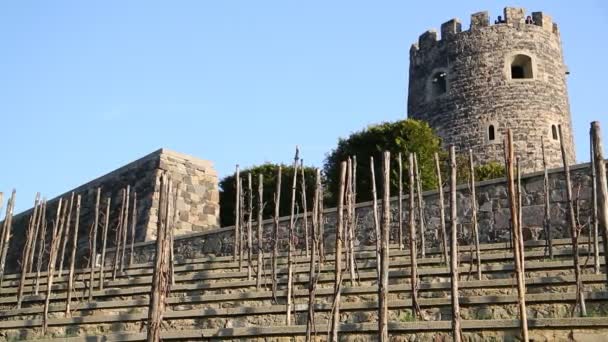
407,7 -> 575,172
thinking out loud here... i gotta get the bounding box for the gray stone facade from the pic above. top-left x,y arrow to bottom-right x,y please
118,160 -> 606,265
407,7 -> 576,173
3,148 -> 219,272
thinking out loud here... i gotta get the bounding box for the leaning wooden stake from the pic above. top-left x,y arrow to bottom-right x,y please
590,133 -> 601,274
301,160 -> 310,258
449,146 -> 462,342
558,126 -> 587,317
129,192 -> 138,266
408,153 -> 422,319
504,130 -> 529,341
99,197 -> 111,290
112,188 -> 126,280
414,153 -> 426,258
346,158 -> 356,286
66,195 -> 81,316
234,165 -> 241,262
378,152 -> 391,341
591,121 -> 608,286
435,153 -> 449,267
120,185 -> 130,273
306,169 -> 322,342
286,147 -> 300,326
42,198 -> 65,335
370,156 -> 381,279
28,194 -> 44,274
468,150 -> 482,280
24,194 -> 41,277
57,193 -> 74,277
0,190 -> 16,288
541,137 -> 553,259
34,200 -> 48,295
16,197 -> 38,309
271,166 -> 282,303
398,152 -> 404,250
247,173 -> 253,281
88,188 -> 101,301
330,161 -> 347,342
256,174 -> 264,289
239,177 -> 245,272
146,174 -> 172,342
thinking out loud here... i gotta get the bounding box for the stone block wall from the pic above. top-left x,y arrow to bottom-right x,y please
118,160 -> 606,265
2,148 -> 219,272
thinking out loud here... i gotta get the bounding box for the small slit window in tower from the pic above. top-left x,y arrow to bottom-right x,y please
431,71 -> 447,97
551,125 -> 558,140
511,54 -> 533,79
488,125 -> 496,141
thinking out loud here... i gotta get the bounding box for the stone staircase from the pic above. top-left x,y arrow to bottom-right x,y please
0,239 -> 607,341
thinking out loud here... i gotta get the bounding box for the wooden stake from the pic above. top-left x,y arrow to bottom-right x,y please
301,160 -> 310,258
541,137 -> 553,259
129,192 -> 138,266
414,153 -> 426,258
66,195 -> 81,316
146,174 -> 172,342
330,161 -> 347,342
16,197 -> 38,309
234,165 -> 241,262
34,200 -> 48,295
272,166 -> 282,303
42,198 -> 64,335
449,146 -> 462,342
398,152 -> 404,249
28,194 -> 44,274
0,190 -> 16,288
99,197 -> 111,290
112,188 -> 126,281
517,158 -> 524,268
286,147 -> 300,326
370,156 -> 381,279
346,157 -> 356,286
558,126 -> 587,316
468,150 -> 482,280
435,153 -> 449,267
591,121 -> 608,286
86,188 -> 101,301
25,194 -> 41,276
239,177 -> 245,272
120,185 -> 130,273
590,133 -> 601,274
378,152 -> 390,342
256,174 -> 264,290
57,193 -> 74,277
504,130 -> 529,341
306,169 -> 322,342
170,186 -> 178,286
247,173 -> 253,281
408,153 -> 422,319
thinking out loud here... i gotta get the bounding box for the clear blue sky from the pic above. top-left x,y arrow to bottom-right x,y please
1,1 -> 607,212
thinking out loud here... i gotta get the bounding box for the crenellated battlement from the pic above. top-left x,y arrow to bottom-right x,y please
410,7 -> 559,54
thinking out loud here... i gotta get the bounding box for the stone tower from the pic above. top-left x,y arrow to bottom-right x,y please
407,7 -> 576,172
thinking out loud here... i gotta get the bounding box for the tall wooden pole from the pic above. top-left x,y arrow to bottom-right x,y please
346,157 -> 356,286
505,130 -> 529,341
286,147 -> 299,326
330,161 -> 347,342
398,153 -> 404,249
28,194 -> 44,274
408,153 -> 422,319
112,189 -> 126,280
306,169 -> 322,342
129,192 -> 138,266
449,146 -> 462,342
469,150 -> 482,280
34,200 -> 48,295
256,174 -> 264,289
99,197 -> 111,290
541,137 -> 553,258
591,121 -> 608,286
57,193 -> 74,277
42,198 -> 64,335
66,195 -> 81,316
0,190 -> 16,288
247,173 -> 254,281
414,153 -> 426,258
234,165 -> 241,262
370,156 -> 381,279
559,126 -> 587,316
435,153 -> 449,267
88,188 -> 101,301
16,198 -> 38,309
25,194 -> 41,276
301,160 -> 310,258
590,132 -> 601,274
378,152 -> 390,342
120,185 -> 130,273
272,166 -> 282,303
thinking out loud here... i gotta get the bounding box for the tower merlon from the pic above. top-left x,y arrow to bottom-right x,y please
441,18 -> 462,38
504,7 -> 525,25
418,29 -> 437,49
470,11 -> 489,30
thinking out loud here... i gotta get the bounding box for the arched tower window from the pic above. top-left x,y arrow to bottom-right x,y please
488,125 -> 496,141
510,54 -> 533,79
551,124 -> 558,140
430,71 -> 447,97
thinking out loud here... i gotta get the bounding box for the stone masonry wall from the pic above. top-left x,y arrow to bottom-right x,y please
3,148 -> 219,272
408,7 -> 576,173
118,160 -> 606,265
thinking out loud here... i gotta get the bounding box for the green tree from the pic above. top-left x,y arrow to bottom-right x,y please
219,163 -> 318,227
322,119 -> 442,206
